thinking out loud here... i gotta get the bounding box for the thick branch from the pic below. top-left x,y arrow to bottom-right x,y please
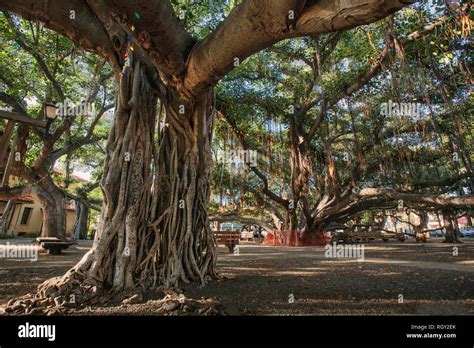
102,0 -> 194,86
0,185 -> 30,200
184,0 -> 414,95
358,188 -> 474,207
0,0 -> 121,70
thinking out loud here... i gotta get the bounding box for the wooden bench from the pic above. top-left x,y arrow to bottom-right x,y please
36,237 -> 75,255
214,231 -> 240,253
240,231 -> 253,241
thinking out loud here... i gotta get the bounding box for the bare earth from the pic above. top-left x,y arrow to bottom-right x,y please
0,238 -> 473,315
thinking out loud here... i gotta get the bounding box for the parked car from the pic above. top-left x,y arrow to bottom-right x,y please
332,227 -> 406,243
460,227 -> 474,238
429,229 -> 444,238
220,222 -> 242,231
380,230 -> 406,242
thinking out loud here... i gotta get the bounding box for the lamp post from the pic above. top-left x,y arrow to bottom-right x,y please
42,102 -> 59,138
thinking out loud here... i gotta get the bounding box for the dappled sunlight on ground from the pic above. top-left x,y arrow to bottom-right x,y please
0,239 -> 473,315
187,241 -> 474,315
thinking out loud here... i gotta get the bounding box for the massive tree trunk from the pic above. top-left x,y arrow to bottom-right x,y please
414,211 -> 429,242
151,89 -> 217,288
32,61 -> 157,303
287,117 -> 327,246
284,209 -> 299,246
26,60 -> 218,308
33,178 -> 67,240
0,200 -> 14,237
443,209 -> 462,243
72,201 -> 89,240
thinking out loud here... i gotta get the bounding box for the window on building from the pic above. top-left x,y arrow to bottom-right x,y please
20,207 -> 32,225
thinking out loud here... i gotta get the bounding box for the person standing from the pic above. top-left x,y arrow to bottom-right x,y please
252,226 -> 259,243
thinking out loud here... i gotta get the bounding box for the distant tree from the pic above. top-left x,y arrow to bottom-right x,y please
215,2 -> 472,244
0,13 -> 113,239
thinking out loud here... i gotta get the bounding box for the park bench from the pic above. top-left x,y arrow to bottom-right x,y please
333,226 -> 407,244
36,237 -> 75,255
240,230 -> 253,241
214,231 -> 240,253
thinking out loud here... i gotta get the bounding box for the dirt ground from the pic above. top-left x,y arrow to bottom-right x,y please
0,237 -> 473,315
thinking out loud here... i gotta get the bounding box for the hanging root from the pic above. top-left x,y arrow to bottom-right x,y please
148,96 -> 219,289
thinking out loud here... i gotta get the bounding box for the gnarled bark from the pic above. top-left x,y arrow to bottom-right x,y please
0,200 -> 14,237
16,61 -> 219,311
72,201 -> 89,240
28,61 -> 158,306
442,209 -> 462,243
33,178 -> 67,240
149,90 -> 217,288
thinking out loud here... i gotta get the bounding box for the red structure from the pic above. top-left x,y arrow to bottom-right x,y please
263,230 -> 329,246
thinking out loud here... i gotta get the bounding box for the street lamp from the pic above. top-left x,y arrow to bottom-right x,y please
42,103 -> 59,138
43,102 -> 59,120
